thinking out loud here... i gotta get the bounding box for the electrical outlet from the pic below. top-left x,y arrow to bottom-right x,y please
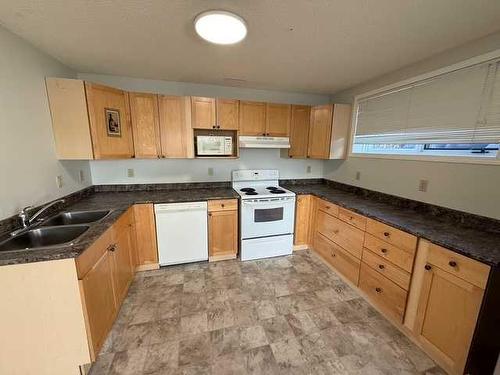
56,175 -> 63,189
355,171 -> 361,181
208,167 -> 214,176
79,170 -> 85,183
418,179 -> 428,192
127,168 -> 135,178
306,165 -> 312,174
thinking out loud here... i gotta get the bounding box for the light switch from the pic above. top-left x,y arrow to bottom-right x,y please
208,167 -> 214,176
418,179 -> 428,192
306,166 -> 312,174
127,168 -> 135,178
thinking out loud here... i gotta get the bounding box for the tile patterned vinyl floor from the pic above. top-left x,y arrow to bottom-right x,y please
89,250 -> 446,375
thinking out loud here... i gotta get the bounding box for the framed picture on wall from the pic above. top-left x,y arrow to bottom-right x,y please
105,108 -> 121,137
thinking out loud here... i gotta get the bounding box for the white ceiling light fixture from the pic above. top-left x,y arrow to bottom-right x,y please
194,10 -> 247,45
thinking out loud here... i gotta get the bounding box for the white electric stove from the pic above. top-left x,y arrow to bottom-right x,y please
232,170 -> 296,261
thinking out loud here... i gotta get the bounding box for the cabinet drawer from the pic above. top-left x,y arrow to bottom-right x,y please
313,233 -> 360,285
427,243 -> 490,289
316,199 -> 339,216
359,262 -> 407,322
338,207 -> 367,231
208,199 -> 238,212
363,233 -> 414,272
366,218 -> 417,254
316,210 -> 364,259
76,228 -> 114,279
362,249 -> 411,290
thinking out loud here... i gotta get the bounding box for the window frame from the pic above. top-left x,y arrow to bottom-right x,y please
348,49 -> 500,166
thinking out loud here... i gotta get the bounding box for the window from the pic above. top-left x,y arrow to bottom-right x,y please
351,58 -> 500,162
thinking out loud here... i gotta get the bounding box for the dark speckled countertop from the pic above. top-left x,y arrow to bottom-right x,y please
0,187 -> 238,266
282,183 -> 500,267
1,180 -> 498,268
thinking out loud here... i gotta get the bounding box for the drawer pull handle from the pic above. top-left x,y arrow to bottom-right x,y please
383,232 -> 390,237
331,253 -> 336,258
381,248 -> 388,254
424,264 -> 432,271
375,287 -> 382,293
449,261 -> 457,267
378,264 -> 385,270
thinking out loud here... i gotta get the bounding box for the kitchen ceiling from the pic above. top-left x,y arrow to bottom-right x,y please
1,0 -> 500,94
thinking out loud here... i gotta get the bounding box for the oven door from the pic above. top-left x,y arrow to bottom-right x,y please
241,197 -> 295,239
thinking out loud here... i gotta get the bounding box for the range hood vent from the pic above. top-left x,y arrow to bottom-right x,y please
239,136 -> 290,149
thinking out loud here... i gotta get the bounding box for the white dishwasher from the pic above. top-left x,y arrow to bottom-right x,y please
155,202 -> 208,266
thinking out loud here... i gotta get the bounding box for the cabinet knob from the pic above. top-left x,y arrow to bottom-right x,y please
107,244 -> 116,252
378,264 -> 385,270
448,261 -> 457,267
381,248 -> 388,254
331,252 -> 336,257
424,264 -> 432,271
221,204 -> 225,208
375,287 -> 382,293
383,231 -> 390,237
262,133 -> 266,136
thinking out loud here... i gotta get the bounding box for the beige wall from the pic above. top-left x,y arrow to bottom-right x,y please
326,32 -> 500,220
0,26 -> 91,220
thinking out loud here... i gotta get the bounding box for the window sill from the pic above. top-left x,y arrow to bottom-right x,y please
348,152 -> 500,165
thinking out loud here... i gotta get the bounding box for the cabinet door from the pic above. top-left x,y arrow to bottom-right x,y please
111,226 -> 134,307
239,101 -> 266,136
158,95 -> 194,158
133,204 -> 159,267
191,97 -> 216,129
217,98 -> 239,130
289,105 -> 311,158
85,83 -> 134,159
80,251 -> 116,360
129,92 -> 161,158
266,103 -> 291,136
294,195 -> 311,247
414,264 -> 485,375
208,209 -> 238,261
307,104 -> 333,159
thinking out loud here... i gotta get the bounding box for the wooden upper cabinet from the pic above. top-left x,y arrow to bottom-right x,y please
85,83 -> 134,159
158,95 -> 194,158
129,92 -> 161,158
266,103 -> 291,137
307,104 -> 333,159
239,101 -> 267,136
289,105 -> 311,158
46,78 -> 94,159
216,98 -> 239,130
191,96 -> 216,129
307,103 -> 352,160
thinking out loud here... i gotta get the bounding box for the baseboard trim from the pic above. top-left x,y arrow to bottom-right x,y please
136,263 -> 160,272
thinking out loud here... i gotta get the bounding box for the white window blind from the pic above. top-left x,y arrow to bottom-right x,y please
354,60 -> 500,144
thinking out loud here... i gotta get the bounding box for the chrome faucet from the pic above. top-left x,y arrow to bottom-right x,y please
18,199 -> 66,228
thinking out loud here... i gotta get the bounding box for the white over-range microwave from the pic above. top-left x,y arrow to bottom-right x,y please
196,135 -> 233,156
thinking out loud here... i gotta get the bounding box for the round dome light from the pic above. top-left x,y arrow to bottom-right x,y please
194,10 -> 247,45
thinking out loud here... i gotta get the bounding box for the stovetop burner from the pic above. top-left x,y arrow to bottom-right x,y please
245,191 -> 259,195
240,188 -> 256,192
270,189 -> 286,194
266,186 -> 279,190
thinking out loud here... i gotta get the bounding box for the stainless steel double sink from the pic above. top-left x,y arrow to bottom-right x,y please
0,210 -> 110,252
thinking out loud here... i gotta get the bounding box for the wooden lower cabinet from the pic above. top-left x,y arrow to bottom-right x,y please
208,199 -> 238,262
79,250 -> 116,360
133,204 -> 159,270
111,224 -> 134,307
313,232 -> 360,285
406,240 -> 490,375
294,195 -> 312,249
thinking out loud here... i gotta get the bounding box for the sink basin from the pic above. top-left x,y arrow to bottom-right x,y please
0,225 -> 89,252
42,210 -> 110,226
